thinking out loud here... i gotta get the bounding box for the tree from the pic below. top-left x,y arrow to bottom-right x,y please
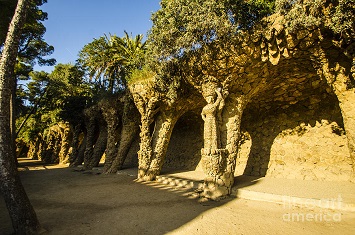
1,0 -> 55,165
17,64 -> 93,164
77,32 -> 146,172
0,0 -> 18,46
77,32 -> 146,93
148,0 -> 275,64
0,0 -> 43,233
146,0 -> 277,102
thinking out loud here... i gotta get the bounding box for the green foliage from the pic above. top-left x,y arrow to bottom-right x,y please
147,0 -> 276,62
148,0 -> 232,61
16,116 -> 43,143
276,0 -> 324,30
18,1 -> 56,67
77,32 -> 147,93
228,0 -> 276,28
330,0 -> 355,37
128,66 -> 156,85
17,64 -> 92,144
46,64 -> 92,125
2,0 -> 55,123
276,0 -> 355,40
0,0 -> 18,47
1,0 -> 55,69
145,0 -> 276,102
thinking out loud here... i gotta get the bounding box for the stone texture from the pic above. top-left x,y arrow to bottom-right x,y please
239,90 -> 352,182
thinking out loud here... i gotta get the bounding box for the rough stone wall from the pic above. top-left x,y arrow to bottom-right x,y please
122,111 -> 204,171
238,91 -> 352,181
122,137 -> 139,167
123,90 -> 353,183
164,111 -> 203,170
26,122 -> 73,164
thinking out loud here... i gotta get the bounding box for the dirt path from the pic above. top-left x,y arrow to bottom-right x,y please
1,159 -> 354,235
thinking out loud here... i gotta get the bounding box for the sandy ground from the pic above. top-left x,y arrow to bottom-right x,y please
1,159 -> 355,235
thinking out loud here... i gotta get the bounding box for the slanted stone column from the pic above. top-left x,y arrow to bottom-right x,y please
135,104 -> 181,181
69,124 -> 85,167
130,84 -> 159,180
313,47 -> 355,181
76,133 -> 86,166
201,82 -> 248,199
86,116 -> 107,170
83,107 -> 98,168
106,94 -> 140,173
58,123 -> 71,164
131,80 -> 198,181
143,111 -> 179,180
82,105 -> 108,170
223,94 -> 248,190
101,100 -> 120,173
338,89 -> 355,181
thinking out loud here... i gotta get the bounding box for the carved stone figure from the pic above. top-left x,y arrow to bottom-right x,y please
201,87 -> 224,155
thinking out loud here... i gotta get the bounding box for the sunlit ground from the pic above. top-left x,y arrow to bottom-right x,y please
0,158 -> 354,235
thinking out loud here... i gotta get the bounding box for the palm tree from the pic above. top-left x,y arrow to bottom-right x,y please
78,32 -> 146,93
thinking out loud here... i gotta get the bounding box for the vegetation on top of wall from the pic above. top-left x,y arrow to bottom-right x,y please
128,67 -> 156,86
147,0 -> 276,62
276,0 -> 355,41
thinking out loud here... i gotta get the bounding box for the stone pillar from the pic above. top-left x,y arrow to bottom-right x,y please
102,103 -> 120,173
314,47 -> 355,181
106,95 -> 140,174
83,110 -> 97,168
58,124 -> 71,164
201,88 -> 248,199
334,89 -> 355,181
86,118 -> 107,170
69,123 -> 83,166
146,112 -> 178,180
131,89 -> 158,181
201,148 -> 230,198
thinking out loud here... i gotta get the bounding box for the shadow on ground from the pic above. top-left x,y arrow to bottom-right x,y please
0,159 -> 259,235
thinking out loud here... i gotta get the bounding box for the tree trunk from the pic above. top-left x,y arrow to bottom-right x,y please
11,78 -> 17,165
0,0 -> 43,233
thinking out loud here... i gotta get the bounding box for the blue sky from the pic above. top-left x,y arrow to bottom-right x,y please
35,0 -> 161,72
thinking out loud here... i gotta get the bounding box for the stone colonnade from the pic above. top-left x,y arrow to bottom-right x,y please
132,13 -> 355,199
